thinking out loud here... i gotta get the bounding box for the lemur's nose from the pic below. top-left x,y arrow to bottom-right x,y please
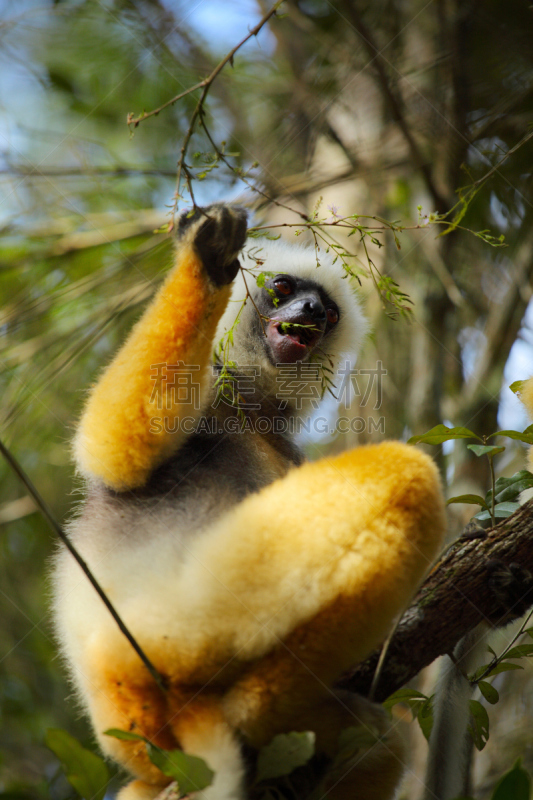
302,295 -> 326,322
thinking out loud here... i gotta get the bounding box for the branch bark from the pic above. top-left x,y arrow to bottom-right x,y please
153,502 -> 533,800
337,499 -> 533,702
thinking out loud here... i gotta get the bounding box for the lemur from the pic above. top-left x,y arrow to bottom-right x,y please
53,205 -> 446,800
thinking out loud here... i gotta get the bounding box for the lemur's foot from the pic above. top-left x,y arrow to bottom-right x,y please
486,559 -> 533,625
178,204 -> 248,286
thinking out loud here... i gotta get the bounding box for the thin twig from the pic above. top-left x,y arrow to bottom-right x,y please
127,81 -> 207,128
126,1 -> 284,226
239,267 -> 268,336
199,117 -> 309,222
368,613 -> 403,701
472,606 -> 533,685
249,221 -> 425,233
489,454 -> 496,527
0,438 -> 167,693
171,2 -> 284,224
0,166 -> 179,178
470,129 -> 533,189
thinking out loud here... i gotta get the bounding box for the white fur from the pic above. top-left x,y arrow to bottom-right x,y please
185,725 -> 245,800
52,235 -> 373,799
216,238 -> 369,391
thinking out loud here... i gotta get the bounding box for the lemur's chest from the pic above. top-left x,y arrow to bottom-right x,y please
147,422 -> 300,492
76,424 -> 304,550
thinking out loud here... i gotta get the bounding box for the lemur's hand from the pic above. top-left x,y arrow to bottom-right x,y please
178,204 -> 248,286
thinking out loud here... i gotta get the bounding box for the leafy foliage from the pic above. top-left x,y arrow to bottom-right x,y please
491,760 -> 531,800
45,729 -> 110,800
383,687 -> 434,741
104,729 -> 214,794
410,416 -> 533,526
255,731 -> 316,783
468,700 -> 490,751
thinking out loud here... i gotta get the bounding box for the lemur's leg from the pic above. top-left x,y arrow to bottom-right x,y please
184,441 -> 446,743
74,205 -> 247,491
113,698 -> 246,800
71,441 -> 443,800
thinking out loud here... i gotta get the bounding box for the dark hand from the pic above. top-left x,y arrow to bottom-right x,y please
178,204 -> 248,287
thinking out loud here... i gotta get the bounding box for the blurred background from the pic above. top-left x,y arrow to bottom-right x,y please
1,0 -> 533,796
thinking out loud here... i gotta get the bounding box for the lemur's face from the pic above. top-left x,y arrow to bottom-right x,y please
256,274 -> 340,365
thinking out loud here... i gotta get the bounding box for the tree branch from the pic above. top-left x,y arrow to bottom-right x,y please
337,500 -> 533,701
337,2 -> 448,213
0,439 -> 168,693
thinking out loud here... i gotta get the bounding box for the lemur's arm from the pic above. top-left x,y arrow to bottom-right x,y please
74,206 -> 247,491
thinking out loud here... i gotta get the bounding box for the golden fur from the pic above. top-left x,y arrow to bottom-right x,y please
53,213 -> 446,800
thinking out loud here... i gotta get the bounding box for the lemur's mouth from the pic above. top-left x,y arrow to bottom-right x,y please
266,318 -> 323,364
276,323 -> 318,346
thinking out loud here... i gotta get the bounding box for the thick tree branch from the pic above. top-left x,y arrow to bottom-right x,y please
337,2 -> 448,213
154,504 -> 533,800
337,500 -> 533,702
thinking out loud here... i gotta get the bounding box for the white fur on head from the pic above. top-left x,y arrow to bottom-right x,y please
215,238 -> 369,404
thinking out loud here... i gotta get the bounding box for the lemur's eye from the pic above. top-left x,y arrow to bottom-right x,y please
274,278 -> 293,296
326,307 -> 339,325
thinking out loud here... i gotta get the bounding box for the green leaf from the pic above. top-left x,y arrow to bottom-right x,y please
467,444 -> 505,457
417,696 -> 434,741
502,644 -> 533,659
494,500 -> 520,516
146,745 -> 214,793
256,731 -> 315,783
509,380 -> 525,396
474,502 -> 520,521
478,681 -> 499,705
490,429 -> 533,445
470,664 -> 491,682
382,687 -> 428,713
486,471 -> 533,505
408,425 -> 481,446
484,662 -> 524,678
491,759 -> 531,800
446,494 -> 489,509
104,728 -> 146,741
494,503 -> 520,517
468,700 -> 489,751
105,729 -> 214,794
336,725 -> 381,758
45,729 -> 110,800
255,270 -> 275,289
